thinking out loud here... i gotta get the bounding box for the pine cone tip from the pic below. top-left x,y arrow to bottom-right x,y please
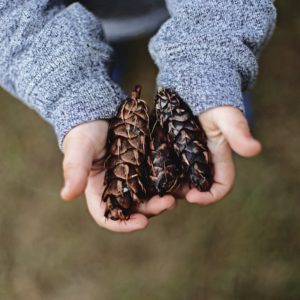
131,84 -> 142,100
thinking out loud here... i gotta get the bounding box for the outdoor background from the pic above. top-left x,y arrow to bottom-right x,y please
0,1 -> 299,299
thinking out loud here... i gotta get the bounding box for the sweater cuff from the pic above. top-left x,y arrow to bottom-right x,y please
157,61 -> 244,115
52,78 -> 126,150
156,60 -> 245,116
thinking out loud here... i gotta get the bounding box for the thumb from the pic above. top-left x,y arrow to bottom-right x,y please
215,107 -> 262,157
61,136 -> 95,201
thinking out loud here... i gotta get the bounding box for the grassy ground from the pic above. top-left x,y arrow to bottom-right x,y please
0,1 -> 300,299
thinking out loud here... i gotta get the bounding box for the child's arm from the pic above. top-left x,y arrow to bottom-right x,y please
0,1 -> 176,231
149,0 -> 276,203
0,0 -> 126,147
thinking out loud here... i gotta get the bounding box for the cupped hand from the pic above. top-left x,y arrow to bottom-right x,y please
60,120 -> 176,232
175,106 -> 262,205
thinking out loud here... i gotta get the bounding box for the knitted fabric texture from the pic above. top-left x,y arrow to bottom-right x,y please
0,0 -> 276,148
149,0 -> 277,114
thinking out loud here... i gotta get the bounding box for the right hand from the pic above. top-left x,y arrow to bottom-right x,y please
60,120 -> 176,232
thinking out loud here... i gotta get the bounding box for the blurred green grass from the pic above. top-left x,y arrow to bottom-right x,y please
0,1 -> 300,299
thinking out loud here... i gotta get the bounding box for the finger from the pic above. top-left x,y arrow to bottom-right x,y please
186,135 -> 235,205
61,137 -> 95,201
214,107 -> 262,157
136,194 -> 177,216
85,172 -> 148,233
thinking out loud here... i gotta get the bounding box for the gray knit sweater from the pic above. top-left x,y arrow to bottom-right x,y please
0,0 -> 276,148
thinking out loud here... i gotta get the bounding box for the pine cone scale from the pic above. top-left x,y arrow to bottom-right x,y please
103,86 -> 213,221
155,88 -> 213,192
147,114 -> 180,196
102,86 -> 150,220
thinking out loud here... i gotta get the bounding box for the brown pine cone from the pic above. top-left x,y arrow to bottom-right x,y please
155,88 -> 213,191
148,114 -> 180,196
102,86 -> 150,220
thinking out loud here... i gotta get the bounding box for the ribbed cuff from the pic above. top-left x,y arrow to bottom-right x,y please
52,78 -> 126,150
156,60 -> 245,116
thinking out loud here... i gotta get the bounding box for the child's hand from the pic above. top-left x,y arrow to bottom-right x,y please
175,106 -> 262,205
60,120 -> 176,232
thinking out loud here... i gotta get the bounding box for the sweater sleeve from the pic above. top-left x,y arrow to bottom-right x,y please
0,0 -> 126,148
149,0 -> 277,115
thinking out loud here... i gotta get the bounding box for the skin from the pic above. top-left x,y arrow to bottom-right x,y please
61,106 -> 261,232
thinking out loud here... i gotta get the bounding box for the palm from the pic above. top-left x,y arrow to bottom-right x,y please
174,106 -> 261,204
61,107 -> 261,232
61,120 -> 176,232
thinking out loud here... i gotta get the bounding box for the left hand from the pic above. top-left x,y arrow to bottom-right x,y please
174,106 -> 262,205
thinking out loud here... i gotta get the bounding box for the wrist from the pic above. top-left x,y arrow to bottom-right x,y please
52,79 -> 126,150
156,60 -> 245,116
63,120 -> 109,154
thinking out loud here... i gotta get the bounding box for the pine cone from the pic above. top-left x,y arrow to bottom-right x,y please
148,114 -> 180,196
102,86 -> 150,220
155,88 -> 213,191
